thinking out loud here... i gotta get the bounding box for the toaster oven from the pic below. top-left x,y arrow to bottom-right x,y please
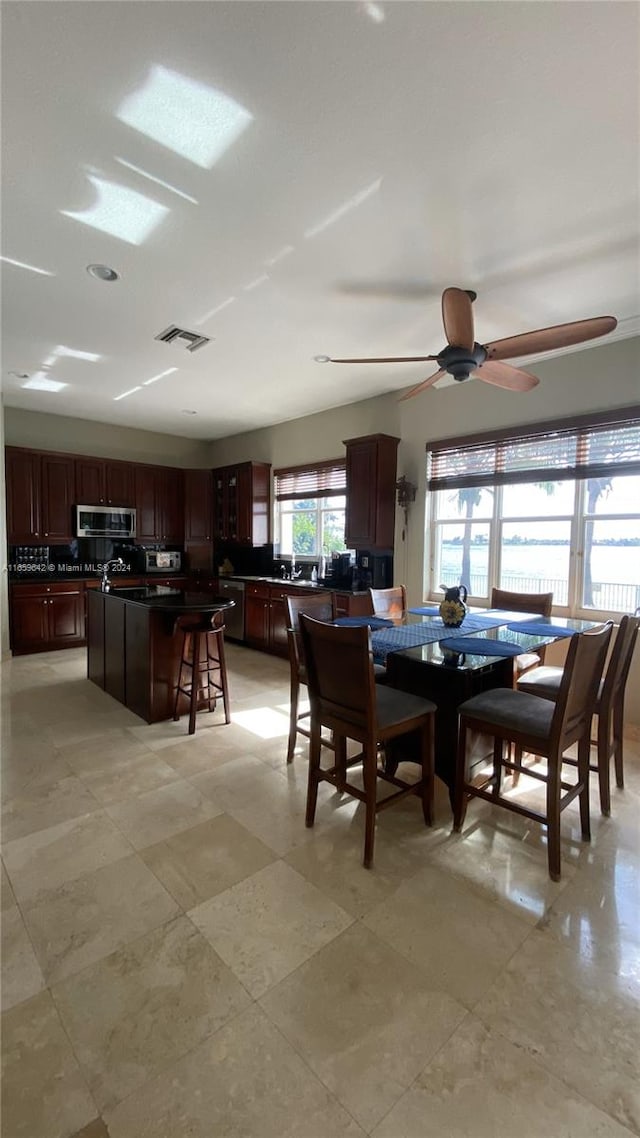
144,550 -> 182,572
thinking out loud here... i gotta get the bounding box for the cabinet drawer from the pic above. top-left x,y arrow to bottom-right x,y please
246,582 -> 270,598
11,582 -> 82,597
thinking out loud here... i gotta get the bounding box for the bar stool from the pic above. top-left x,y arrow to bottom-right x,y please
173,612 -> 230,735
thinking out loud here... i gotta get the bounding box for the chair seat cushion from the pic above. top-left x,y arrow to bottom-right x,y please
515,651 -> 542,674
458,688 -> 555,739
517,665 -> 563,698
375,684 -> 436,730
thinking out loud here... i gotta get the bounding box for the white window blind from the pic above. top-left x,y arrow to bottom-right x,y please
274,459 -> 346,500
427,406 -> 640,491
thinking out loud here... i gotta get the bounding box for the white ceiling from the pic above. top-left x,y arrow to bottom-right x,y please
1,1 -> 638,440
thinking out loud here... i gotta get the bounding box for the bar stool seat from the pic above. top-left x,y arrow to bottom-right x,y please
173,612 -> 230,735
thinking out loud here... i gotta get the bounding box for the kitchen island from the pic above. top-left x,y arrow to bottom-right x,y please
87,587 -> 233,723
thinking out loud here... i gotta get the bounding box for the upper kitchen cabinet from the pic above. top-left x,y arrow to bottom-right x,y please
212,462 -> 271,545
343,434 -> 400,550
135,464 -> 183,544
75,457 -> 135,507
6,447 -> 75,543
184,469 -> 213,542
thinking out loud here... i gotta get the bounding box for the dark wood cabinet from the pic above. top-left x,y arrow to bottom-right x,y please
184,469 -> 213,542
245,582 -> 329,657
344,434 -> 399,550
135,465 -> 183,543
6,447 -> 75,543
245,583 -> 271,649
212,462 -> 271,544
75,457 -> 134,506
10,582 -> 84,654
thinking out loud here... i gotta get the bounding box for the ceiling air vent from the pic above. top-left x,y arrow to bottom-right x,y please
154,325 -> 211,353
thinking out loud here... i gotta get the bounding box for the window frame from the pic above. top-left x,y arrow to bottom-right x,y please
274,459 -> 347,560
425,405 -> 640,619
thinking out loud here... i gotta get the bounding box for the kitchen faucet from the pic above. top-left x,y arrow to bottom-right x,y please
101,557 -> 124,592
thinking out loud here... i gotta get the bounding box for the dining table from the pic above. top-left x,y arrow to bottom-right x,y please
335,606 -> 601,800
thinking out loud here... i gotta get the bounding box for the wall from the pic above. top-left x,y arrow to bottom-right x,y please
4,408 -> 211,468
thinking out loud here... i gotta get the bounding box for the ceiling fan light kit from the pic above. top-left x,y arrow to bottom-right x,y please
320,286 -> 617,400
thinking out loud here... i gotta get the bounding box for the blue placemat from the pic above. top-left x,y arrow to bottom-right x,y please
334,616 -> 394,628
440,636 -> 524,657
408,606 -> 441,615
506,620 -> 576,638
371,624 -> 446,661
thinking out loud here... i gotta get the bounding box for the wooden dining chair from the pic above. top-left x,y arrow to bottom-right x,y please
516,614 -> 639,813
490,587 -> 554,680
453,622 -> 613,880
285,592 -> 337,763
369,585 -> 407,617
300,614 -> 437,867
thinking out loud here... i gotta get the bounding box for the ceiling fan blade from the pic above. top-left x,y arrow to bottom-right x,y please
398,369 -> 446,401
321,355 -> 439,364
474,360 -> 539,392
484,315 -> 617,361
441,287 -> 475,350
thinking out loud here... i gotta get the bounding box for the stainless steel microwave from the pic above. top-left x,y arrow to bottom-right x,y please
76,504 -> 136,538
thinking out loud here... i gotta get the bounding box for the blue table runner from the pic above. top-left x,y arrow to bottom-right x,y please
441,636 -> 524,657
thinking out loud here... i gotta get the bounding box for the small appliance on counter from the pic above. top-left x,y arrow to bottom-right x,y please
144,550 -> 182,573
352,551 -> 393,591
321,551 -> 355,590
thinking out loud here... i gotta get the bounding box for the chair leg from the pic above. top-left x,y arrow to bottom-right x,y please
577,736 -> 591,842
453,720 -> 468,832
188,630 -> 200,735
596,710 -> 611,816
613,701 -> 625,789
511,744 -> 522,786
215,631 -> 231,724
546,754 -> 562,881
305,724 -> 322,828
362,742 -> 377,868
286,673 -> 300,764
334,736 -> 347,791
420,719 -> 434,827
492,736 -> 503,799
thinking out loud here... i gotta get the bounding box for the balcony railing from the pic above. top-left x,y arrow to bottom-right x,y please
438,572 -> 640,613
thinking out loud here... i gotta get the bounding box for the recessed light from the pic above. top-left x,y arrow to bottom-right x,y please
22,375 -> 67,392
314,355 -> 330,363
86,263 -> 120,282
181,409 -> 198,415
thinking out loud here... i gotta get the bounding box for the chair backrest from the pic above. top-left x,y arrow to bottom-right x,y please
490,587 -> 553,618
286,592 -> 336,676
550,622 -> 613,753
600,614 -> 640,712
299,614 -> 377,736
369,585 -> 407,617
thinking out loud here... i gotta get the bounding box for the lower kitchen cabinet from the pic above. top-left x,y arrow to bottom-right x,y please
245,583 -> 332,657
332,591 -> 373,617
10,583 -> 84,654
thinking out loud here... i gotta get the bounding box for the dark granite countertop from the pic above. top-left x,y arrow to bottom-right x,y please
101,588 -> 235,612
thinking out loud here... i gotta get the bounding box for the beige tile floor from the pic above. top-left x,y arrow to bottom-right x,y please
1,643 -> 639,1138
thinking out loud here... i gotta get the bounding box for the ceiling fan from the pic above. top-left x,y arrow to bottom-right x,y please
316,287 -> 617,399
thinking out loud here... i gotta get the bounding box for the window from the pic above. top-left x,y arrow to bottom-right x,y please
426,406 -> 640,616
274,460 -> 347,559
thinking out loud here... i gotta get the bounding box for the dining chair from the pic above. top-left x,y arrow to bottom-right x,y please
453,622 -> 613,880
516,614 -> 639,814
490,587 -> 554,680
299,614 -> 437,867
369,585 -> 407,617
285,592 -> 337,763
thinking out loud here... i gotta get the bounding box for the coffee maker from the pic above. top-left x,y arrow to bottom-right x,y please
353,551 -> 393,591
323,551 -> 355,589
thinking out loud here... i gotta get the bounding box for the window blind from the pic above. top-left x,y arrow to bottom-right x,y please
427,406 -> 640,491
274,459 -> 346,500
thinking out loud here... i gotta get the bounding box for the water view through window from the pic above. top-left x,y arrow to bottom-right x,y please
433,474 -> 640,615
